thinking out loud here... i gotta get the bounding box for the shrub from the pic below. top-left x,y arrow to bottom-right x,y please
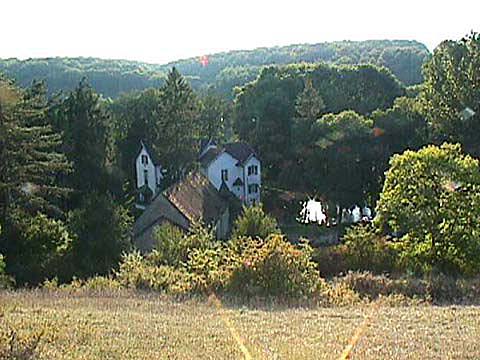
232,205 -> 280,239
184,243 -> 238,293
227,235 -> 324,298
152,223 -> 215,267
114,252 -> 191,294
2,213 -> 72,285
342,224 -> 397,274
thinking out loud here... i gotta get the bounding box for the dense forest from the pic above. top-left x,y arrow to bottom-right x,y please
1,32 -> 479,289
0,40 -> 429,99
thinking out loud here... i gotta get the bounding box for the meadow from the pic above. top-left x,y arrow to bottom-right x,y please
1,290 -> 479,359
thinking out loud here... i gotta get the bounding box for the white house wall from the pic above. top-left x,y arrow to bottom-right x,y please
135,148 -> 158,195
206,151 -> 261,206
207,152 -> 242,191
244,156 -> 261,205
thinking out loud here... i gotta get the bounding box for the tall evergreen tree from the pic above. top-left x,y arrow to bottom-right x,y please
0,78 -> 70,222
50,79 -> 113,200
0,78 -> 71,283
154,67 -> 200,184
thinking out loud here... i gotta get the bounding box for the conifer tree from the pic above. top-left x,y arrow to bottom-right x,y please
0,78 -> 70,223
154,67 -> 200,183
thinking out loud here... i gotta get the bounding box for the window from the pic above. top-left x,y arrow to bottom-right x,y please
248,165 -> 258,176
141,155 -> 149,165
221,169 -> 228,182
144,169 -> 149,186
248,184 -> 259,194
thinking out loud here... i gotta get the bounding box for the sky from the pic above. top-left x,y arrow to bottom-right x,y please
2,0 -> 479,64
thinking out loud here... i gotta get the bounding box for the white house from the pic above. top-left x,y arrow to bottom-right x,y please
135,141 -> 164,207
199,141 -> 261,206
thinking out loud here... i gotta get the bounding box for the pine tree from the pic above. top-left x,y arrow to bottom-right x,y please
49,79 -> 112,200
154,68 -> 200,183
0,78 -> 70,222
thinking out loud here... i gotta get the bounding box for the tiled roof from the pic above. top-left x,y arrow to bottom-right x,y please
164,172 -> 229,225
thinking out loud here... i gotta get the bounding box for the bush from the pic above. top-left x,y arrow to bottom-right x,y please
227,235 -> 324,298
342,224 -> 397,274
115,252 -> 192,294
232,205 -> 280,239
2,213 -> 72,285
152,223 -> 215,267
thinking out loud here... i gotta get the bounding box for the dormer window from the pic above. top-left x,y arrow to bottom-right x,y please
248,165 -> 258,176
221,169 -> 228,182
141,155 -> 149,165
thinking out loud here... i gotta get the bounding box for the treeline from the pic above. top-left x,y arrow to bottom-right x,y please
234,32 -> 480,214
0,40 -> 429,99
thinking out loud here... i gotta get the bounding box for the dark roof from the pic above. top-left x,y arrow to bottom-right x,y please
224,142 -> 256,164
136,140 -> 161,165
233,177 -> 244,186
164,172 -> 229,225
200,142 -> 258,167
199,147 -> 221,167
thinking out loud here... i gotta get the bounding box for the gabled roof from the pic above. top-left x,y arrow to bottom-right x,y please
200,142 -> 258,167
164,172 -> 229,225
199,147 -> 222,167
136,140 -> 161,165
224,142 -> 256,164
133,192 -> 190,238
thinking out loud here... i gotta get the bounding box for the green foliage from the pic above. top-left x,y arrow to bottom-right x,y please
106,226 -> 325,298
0,79 -> 70,219
152,223 -> 214,267
68,193 -> 133,278
232,205 -> 280,239
0,40 -> 428,100
376,143 -> 480,275
115,251 -> 191,293
50,79 -> 113,196
342,225 -> 397,274
234,63 -> 403,193
7,213 -> 72,284
421,32 -> 480,157
311,110 -> 375,206
228,235 -> 324,298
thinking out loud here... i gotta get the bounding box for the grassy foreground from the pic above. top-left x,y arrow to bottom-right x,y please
1,291 -> 479,359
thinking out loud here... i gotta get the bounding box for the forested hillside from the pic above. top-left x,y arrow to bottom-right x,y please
0,40 -> 429,98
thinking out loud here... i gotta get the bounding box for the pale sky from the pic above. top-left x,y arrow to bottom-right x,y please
2,0 -> 479,64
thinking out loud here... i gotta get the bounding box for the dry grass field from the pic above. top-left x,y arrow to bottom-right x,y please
1,290 -> 479,359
